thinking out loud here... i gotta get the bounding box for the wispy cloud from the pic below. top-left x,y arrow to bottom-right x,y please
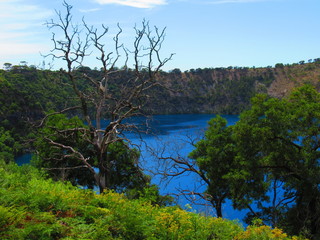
0,0 -> 53,64
0,2 -> 52,22
79,8 -> 101,13
174,0 -> 267,4
0,42 -> 48,56
207,0 -> 265,4
94,0 -> 167,9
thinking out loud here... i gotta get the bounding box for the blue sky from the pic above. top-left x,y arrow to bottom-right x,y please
0,0 -> 319,71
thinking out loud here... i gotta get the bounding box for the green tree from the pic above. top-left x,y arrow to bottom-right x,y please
3,63 -> 12,71
34,114 -> 151,194
191,85 -> 320,238
233,85 -> 320,236
188,116 -> 237,217
33,114 -> 95,187
0,127 -> 15,163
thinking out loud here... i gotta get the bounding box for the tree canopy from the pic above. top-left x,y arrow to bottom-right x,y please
190,85 -> 320,238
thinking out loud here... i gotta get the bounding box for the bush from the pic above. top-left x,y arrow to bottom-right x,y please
0,161 -> 306,239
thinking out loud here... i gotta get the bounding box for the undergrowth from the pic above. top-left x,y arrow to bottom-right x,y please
0,161 -> 306,239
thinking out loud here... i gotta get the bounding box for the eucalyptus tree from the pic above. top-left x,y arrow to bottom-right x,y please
188,116 -> 237,218
37,1 -> 173,193
232,85 -> 320,237
190,85 -> 320,237
161,84 -> 320,238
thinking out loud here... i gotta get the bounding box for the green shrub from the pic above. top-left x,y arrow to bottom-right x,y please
0,161 -> 306,239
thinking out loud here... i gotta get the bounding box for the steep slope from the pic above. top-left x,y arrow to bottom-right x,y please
149,60 -> 320,114
0,161 -> 304,239
1,60 -> 320,120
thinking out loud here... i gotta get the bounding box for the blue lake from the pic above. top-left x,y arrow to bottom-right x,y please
123,114 -> 246,221
16,114 -> 248,222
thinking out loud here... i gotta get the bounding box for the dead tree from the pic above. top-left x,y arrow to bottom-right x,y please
41,1 -> 173,193
155,150 -> 222,216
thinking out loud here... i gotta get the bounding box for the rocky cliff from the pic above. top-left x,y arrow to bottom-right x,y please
147,60 -> 320,114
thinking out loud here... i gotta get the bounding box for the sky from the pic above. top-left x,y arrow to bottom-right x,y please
0,0 -> 319,71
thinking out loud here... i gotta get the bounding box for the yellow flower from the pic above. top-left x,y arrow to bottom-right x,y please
272,227 -> 288,238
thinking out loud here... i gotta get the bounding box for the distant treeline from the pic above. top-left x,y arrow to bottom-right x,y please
1,59 -> 320,155
147,58 -> 320,114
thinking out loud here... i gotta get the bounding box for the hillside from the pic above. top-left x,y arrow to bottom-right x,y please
150,59 -> 320,114
0,161 -> 304,239
1,60 -> 320,120
1,60 -> 320,156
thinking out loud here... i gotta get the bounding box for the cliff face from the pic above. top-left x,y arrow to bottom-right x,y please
146,60 -> 320,114
267,63 -> 320,98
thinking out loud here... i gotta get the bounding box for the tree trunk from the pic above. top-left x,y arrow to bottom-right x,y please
309,196 -> 319,237
98,170 -> 106,194
215,200 -> 223,218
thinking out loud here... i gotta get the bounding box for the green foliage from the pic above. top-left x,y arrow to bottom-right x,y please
104,141 -> 144,193
0,161 -> 302,239
33,114 -> 154,197
126,183 -> 174,206
0,127 -> 16,163
0,67 -> 77,158
33,113 -> 96,187
233,85 -> 320,236
193,85 -> 320,238
189,116 -> 237,217
1,61 -> 320,158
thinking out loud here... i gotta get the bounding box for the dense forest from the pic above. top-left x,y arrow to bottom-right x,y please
2,59 -> 320,122
1,59 -> 320,154
1,60 -> 320,118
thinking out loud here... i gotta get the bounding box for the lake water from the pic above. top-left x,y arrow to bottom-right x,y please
16,114 -> 248,222
124,114 -> 246,221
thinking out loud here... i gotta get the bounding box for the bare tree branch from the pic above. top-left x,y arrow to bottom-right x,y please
38,1 -> 173,193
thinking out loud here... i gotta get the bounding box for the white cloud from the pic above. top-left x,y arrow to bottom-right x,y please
0,3 -> 52,22
79,8 -> 101,13
94,0 -> 167,8
0,0 -> 20,3
207,0 -> 265,4
0,0 -> 53,64
0,42 -> 48,56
